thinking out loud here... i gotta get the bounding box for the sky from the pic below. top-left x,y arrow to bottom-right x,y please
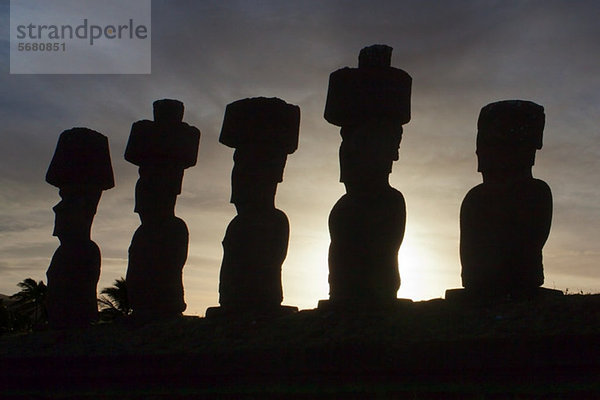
1,0 -> 599,315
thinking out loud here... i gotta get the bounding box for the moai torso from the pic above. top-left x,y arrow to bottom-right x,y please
214,97 -> 299,314
323,45 -> 412,306
460,100 -> 552,298
125,99 -> 200,319
46,128 -> 114,329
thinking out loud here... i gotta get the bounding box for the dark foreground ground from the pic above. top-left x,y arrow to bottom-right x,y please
1,294 -> 599,399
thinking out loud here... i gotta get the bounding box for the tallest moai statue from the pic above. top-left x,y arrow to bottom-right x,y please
125,99 -> 200,319
322,45 -> 412,308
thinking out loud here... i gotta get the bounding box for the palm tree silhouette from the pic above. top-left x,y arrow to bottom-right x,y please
10,278 -> 48,329
98,277 -> 132,320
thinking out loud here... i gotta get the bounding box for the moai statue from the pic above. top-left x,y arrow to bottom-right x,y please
446,100 -> 560,302
206,97 -> 300,318
46,128 -> 114,329
125,99 -> 200,319
320,45 -> 412,308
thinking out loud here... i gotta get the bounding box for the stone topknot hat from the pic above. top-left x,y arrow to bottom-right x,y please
219,97 -> 300,155
324,44 -> 412,127
477,100 -> 545,149
124,99 -> 200,169
46,127 -> 114,191
153,99 -> 184,123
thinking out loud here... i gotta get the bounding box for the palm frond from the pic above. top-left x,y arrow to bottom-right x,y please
97,278 -> 131,318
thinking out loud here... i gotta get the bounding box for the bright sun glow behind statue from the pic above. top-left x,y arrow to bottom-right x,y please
397,233 -> 440,301
277,221 -> 457,312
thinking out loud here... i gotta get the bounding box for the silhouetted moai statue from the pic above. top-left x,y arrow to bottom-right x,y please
125,99 -> 200,319
46,128 -> 114,329
446,100 -> 561,302
206,97 -> 300,318
320,45 -> 412,308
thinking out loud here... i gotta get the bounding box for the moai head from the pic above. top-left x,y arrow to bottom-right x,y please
46,128 -> 114,240
124,99 -> 200,220
219,97 -> 300,212
476,100 -> 545,181
324,45 -> 412,188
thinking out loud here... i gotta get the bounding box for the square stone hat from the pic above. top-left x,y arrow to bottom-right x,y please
124,99 -> 200,168
219,97 -> 300,154
153,99 -> 184,123
46,127 -> 114,190
324,45 -> 412,127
